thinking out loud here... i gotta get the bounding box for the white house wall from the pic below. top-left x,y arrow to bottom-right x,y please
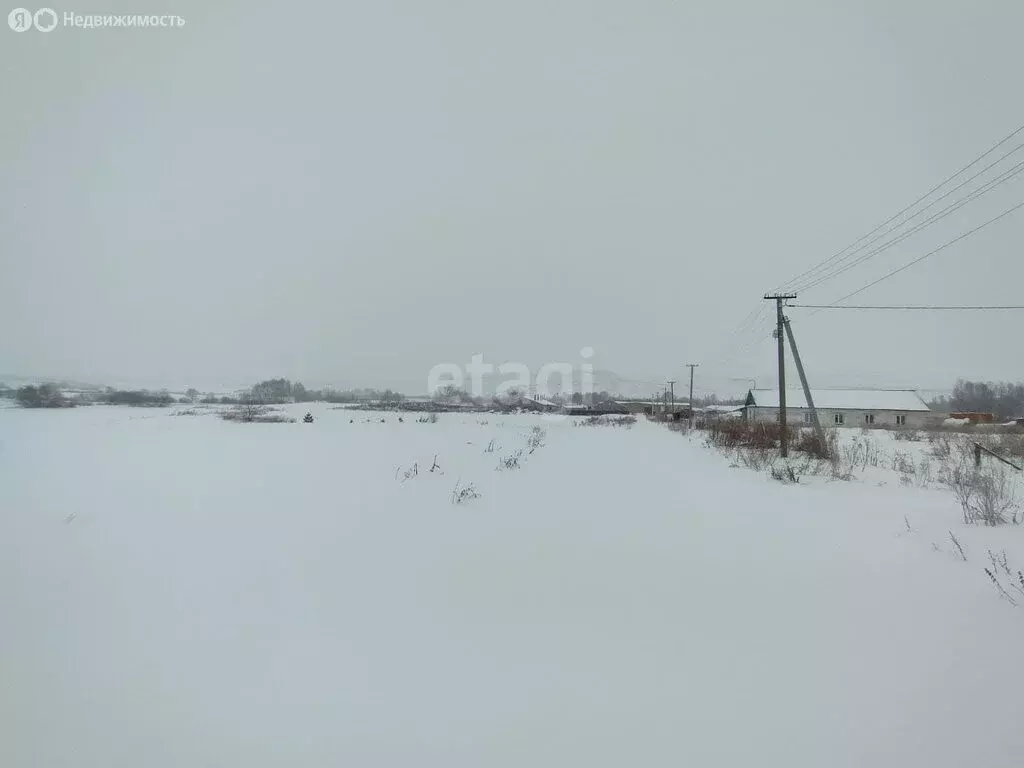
748,407 -> 938,429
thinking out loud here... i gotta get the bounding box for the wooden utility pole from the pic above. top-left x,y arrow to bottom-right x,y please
686,363 -> 699,428
765,293 -> 796,457
667,379 -> 677,415
783,317 -> 827,455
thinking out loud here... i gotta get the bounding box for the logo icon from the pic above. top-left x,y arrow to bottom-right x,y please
34,7 -> 56,31
8,7 -> 32,30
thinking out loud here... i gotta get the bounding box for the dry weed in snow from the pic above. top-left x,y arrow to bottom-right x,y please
451,480 -> 480,505
496,450 -> 523,472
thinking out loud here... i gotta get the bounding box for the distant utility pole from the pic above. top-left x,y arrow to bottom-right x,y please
685,363 -> 699,428
764,293 -> 797,457
667,379 -> 677,414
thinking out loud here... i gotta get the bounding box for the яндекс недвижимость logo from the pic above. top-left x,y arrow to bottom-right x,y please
8,7 -> 58,32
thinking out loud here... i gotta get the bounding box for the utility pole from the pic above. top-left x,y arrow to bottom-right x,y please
667,379 -> 676,416
685,363 -> 699,428
783,317 -> 827,455
764,293 -> 797,457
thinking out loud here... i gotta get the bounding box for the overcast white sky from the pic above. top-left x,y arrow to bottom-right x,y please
2,1 -> 1022,396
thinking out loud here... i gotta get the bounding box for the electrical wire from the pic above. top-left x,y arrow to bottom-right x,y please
792,304 -> 1024,310
795,159 -> 1024,294
787,144 -> 1024,293
774,121 -> 1024,293
825,199 -> 1024,306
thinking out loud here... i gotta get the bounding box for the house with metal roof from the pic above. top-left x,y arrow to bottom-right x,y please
744,388 -> 942,429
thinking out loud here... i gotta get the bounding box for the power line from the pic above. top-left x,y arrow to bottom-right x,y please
825,198 -> 1024,306
789,144 -> 1024,293
792,304 -> 1024,311
775,121 -> 1024,293
708,304 -> 770,362
795,159 -> 1024,294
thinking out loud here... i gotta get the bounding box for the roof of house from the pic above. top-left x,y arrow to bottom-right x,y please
614,400 -> 690,406
521,395 -> 556,407
747,388 -> 932,412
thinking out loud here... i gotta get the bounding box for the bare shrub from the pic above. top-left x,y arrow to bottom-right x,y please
222,390 -> 270,422
794,428 -> 837,459
950,461 -> 1021,526
837,435 -> 882,473
16,384 -> 72,408
987,549 -> 1013,579
929,434 -> 953,459
451,480 -> 480,505
915,456 -> 934,487
997,433 -> 1024,460
496,449 -> 523,471
221,411 -> 295,423
949,531 -> 967,561
483,439 -> 498,454
790,454 -> 822,477
735,447 -> 778,472
891,450 -> 914,474
578,415 -> 637,428
770,464 -> 799,484
984,566 -> 1018,606
892,429 -> 922,442
526,426 -> 546,453
705,420 -> 790,450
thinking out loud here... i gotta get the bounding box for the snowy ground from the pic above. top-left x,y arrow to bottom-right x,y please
2,404 -> 1024,767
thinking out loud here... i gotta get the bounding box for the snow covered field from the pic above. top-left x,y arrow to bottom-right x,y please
2,404 -> 1024,766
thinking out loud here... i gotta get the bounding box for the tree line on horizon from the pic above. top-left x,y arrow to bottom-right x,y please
929,379 -> 1024,421
6,377 -> 1020,418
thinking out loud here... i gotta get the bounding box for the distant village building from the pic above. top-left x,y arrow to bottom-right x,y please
563,401 -> 629,416
518,395 -> 558,413
744,388 -> 941,429
698,404 -> 744,421
615,400 -> 660,415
